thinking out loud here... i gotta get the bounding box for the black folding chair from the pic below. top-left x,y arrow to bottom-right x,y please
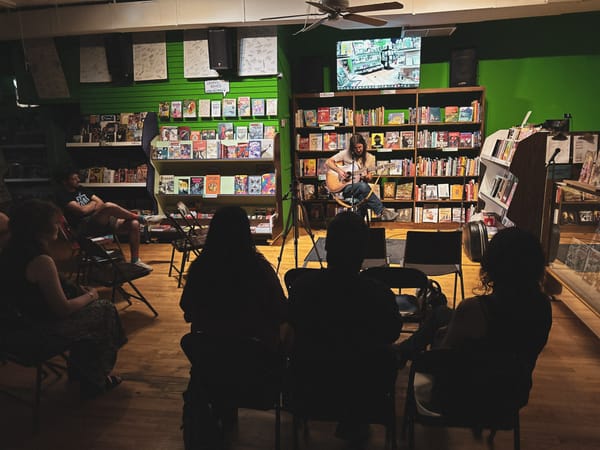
76,236 -> 158,316
165,212 -> 205,288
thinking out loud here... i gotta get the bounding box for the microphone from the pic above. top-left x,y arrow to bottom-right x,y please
547,148 -> 561,166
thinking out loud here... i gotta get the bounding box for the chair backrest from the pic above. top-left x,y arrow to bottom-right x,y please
177,201 -> 205,232
404,230 -> 462,266
283,267 -> 322,293
361,266 -> 428,291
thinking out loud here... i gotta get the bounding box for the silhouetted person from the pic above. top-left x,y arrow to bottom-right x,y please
289,212 -> 403,443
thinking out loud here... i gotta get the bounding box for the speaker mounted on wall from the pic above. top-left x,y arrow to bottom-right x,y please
208,28 -> 236,71
293,56 -> 324,93
450,48 -> 478,87
104,33 -> 134,85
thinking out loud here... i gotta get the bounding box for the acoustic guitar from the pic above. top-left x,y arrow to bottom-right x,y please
325,162 -> 395,193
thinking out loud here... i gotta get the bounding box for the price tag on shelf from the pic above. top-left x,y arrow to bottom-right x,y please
319,92 -> 334,98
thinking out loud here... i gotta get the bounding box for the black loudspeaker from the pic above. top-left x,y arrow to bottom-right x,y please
104,34 -> 134,84
450,48 -> 478,87
293,57 -> 324,93
208,28 -> 235,71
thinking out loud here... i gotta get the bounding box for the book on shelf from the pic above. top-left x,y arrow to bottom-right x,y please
266,98 -> 278,116
302,159 -> 317,177
252,98 -> 265,116
178,126 -> 191,141
211,100 -> 221,118
234,175 -> 248,195
428,107 -> 442,123
448,132 -> 460,148
248,122 -> 264,140
451,207 -> 464,223
400,131 -> 414,149
444,106 -> 459,122
317,107 -> 330,124
159,102 -> 170,119
183,100 -> 197,118
236,142 -> 249,158
204,174 -> 221,196
190,176 -> 204,195
261,173 -> 276,195
437,183 -> 450,199
317,158 -> 328,180
425,184 -> 438,200
236,126 -> 248,141
264,125 -> 277,140
248,175 -> 262,195
248,140 -> 262,158
422,204 -> 439,223
383,181 -> 396,199
459,132 -> 473,148
238,97 -> 251,117
395,182 -> 413,200
371,133 -> 384,150
171,101 -> 182,119
179,141 -> 192,159
297,136 -> 310,151
303,109 -> 317,127
206,140 -> 219,159
222,98 -> 237,117
198,99 -> 211,118
323,132 -> 338,151
160,126 -> 178,141
220,176 -> 235,195
153,143 -> 169,160
158,174 -> 175,194
397,208 -> 412,222
414,206 -> 423,223
176,176 -> 190,195
384,131 -> 400,150
329,106 -> 344,124
217,122 -> 234,140
302,183 -> 316,200
438,207 -> 452,223
458,106 -> 473,122
201,129 -> 217,140
309,133 -> 323,151
578,150 -> 597,184
260,139 -> 274,159
450,184 -> 463,200
387,112 -> 404,125
190,130 -> 201,142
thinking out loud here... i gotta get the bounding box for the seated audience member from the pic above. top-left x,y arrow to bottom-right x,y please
403,227 -> 552,415
55,168 -> 153,270
0,211 -> 9,250
0,199 -> 127,397
288,212 -> 403,442
179,206 -> 288,448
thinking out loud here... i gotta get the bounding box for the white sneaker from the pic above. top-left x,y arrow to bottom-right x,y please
134,259 -> 153,271
142,214 -> 165,224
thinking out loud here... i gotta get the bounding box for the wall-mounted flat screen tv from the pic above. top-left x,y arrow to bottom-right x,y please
336,37 -> 421,91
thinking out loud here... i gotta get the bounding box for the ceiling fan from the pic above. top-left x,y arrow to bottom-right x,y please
261,1 -> 404,34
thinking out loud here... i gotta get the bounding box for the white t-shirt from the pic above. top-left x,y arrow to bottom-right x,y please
330,149 -> 376,184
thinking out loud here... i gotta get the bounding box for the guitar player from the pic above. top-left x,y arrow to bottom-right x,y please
325,134 -> 399,221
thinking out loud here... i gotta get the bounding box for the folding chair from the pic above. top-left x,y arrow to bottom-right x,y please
403,230 -> 465,308
76,236 -> 158,316
361,266 -> 430,335
165,212 -> 205,288
1,296 -> 70,433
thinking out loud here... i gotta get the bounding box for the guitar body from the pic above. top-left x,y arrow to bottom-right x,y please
325,169 -> 351,193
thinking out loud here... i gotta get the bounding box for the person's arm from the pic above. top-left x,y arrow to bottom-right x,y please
326,152 -> 347,179
440,297 -> 487,348
27,255 -> 97,318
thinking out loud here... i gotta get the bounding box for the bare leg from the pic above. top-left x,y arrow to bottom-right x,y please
114,218 -> 141,262
91,202 -> 139,225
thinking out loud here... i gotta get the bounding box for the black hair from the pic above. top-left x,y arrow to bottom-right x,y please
325,211 -> 368,271
202,206 -> 256,259
56,166 -> 79,183
349,134 -> 367,165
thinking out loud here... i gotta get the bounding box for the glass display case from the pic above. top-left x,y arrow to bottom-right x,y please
547,180 -> 600,334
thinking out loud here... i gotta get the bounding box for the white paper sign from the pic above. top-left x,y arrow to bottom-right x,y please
205,80 -> 230,95
572,134 -> 599,164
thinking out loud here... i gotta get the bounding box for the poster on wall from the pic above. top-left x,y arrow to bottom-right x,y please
133,32 -> 168,81
24,38 -> 70,99
238,26 -> 278,77
183,30 -> 220,79
80,35 -> 111,83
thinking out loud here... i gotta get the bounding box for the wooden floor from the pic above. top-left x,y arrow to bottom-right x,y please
2,230 -> 600,450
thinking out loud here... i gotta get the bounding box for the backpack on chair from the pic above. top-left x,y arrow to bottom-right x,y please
417,278 -> 448,311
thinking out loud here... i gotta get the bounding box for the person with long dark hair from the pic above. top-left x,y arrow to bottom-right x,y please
179,206 -> 288,449
326,133 -> 398,220
0,198 -> 126,397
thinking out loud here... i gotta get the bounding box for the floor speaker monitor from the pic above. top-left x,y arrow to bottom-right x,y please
208,28 -> 235,71
450,48 -> 478,87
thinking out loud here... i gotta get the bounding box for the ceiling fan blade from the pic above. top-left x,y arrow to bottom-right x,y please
343,13 -> 387,27
294,16 -> 329,35
261,12 -> 326,20
346,2 -> 404,14
306,1 -> 337,14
